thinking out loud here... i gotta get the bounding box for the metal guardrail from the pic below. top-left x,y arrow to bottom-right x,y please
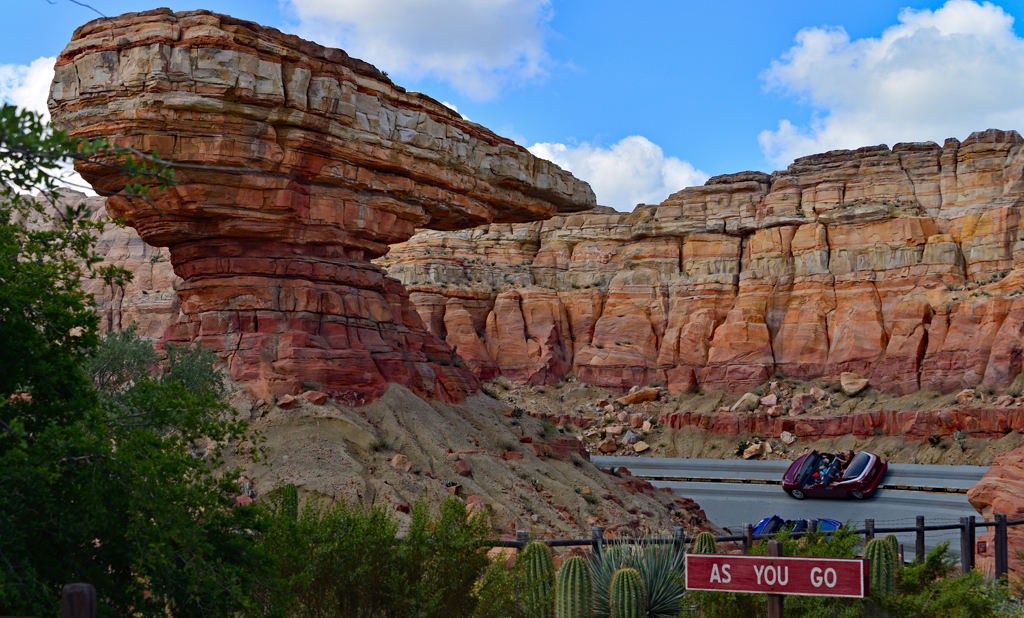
632,475 -> 970,494
488,515 -> 1023,582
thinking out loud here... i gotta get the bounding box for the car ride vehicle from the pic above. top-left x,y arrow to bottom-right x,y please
752,515 -> 843,536
782,450 -> 888,500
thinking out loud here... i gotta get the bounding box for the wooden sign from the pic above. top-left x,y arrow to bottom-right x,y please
685,554 -> 869,598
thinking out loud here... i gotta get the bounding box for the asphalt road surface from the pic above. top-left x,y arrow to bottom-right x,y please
592,456 -> 989,560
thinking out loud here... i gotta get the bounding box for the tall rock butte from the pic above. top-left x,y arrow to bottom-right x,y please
48,9 -> 595,404
384,133 -> 1024,396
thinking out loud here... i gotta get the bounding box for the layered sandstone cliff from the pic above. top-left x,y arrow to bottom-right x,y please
385,132 -> 1024,396
48,9 -> 594,405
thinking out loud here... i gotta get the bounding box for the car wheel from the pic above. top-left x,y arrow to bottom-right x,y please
789,489 -> 806,500
850,490 -> 866,500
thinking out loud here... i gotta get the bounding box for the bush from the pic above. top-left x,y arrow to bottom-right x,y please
253,494 -> 492,618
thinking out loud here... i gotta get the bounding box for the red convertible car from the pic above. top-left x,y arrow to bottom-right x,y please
783,451 -> 888,500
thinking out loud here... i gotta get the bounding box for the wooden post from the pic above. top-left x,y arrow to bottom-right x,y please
592,525 -> 604,558
808,519 -> 817,534
515,529 -> 529,555
915,516 -> 926,565
864,518 -> 875,541
673,526 -> 685,561
960,516 -> 975,574
743,523 -> 753,554
767,540 -> 784,618
62,583 -> 96,618
995,514 -> 1008,582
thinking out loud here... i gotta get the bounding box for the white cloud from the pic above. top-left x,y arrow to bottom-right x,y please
760,0 -> 1024,166
440,101 -> 470,121
0,56 -> 56,118
285,0 -> 553,100
1,56 -> 92,194
529,136 -> 709,211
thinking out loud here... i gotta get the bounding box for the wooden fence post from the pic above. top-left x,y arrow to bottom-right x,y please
808,519 -> 817,534
864,519 -> 875,541
743,523 -> 753,554
673,526 -> 685,561
592,525 -> 604,558
61,583 -> 96,618
767,540 -> 784,618
515,530 -> 529,555
995,514 -> 1008,582
960,516 -> 975,574
915,516 -> 925,565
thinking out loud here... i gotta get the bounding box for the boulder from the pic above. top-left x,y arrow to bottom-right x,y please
454,459 -> 472,477
780,431 -> 797,445
634,441 -> 650,453
760,394 -> 778,407
630,413 -> 645,429
642,420 -> 653,432
391,454 -> 412,472
957,389 -> 976,405
810,387 -> 827,401
598,438 -> 618,453
616,387 -> 659,406
742,443 -> 762,459
731,393 -> 761,412
277,394 -> 298,409
840,372 -> 869,396
302,390 -> 328,405
790,393 -> 815,414
768,405 -> 786,417
621,430 -> 637,446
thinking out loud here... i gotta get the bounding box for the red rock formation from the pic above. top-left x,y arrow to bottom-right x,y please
386,132 -> 1024,396
968,445 -> 1024,576
49,9 -> 594,404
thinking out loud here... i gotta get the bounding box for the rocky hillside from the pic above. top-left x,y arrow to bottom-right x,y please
383,130 -> 1024,398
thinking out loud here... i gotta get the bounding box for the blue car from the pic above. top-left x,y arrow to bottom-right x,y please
752,515 -> 842,536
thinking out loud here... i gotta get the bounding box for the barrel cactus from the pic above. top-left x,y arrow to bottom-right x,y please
864,538 -> 897,595
282,483 -> 298,521
556,555 -> 593,618
609,567 -> 646,618
691,531 -> 718,554
519,541 -> 555,618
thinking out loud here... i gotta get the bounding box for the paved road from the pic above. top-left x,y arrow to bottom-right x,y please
592,456 -> 989,560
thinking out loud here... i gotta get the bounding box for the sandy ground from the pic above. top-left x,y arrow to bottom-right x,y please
222,383 -> 717,538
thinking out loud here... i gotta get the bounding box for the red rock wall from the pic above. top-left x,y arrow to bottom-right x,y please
386,133 -> 1024,396
48,9 -> 595,405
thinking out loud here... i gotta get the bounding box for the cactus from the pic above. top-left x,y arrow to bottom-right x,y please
691,531 -> 718,554
882,534 -> 901,564
282,483 -> 298,521
609,568 -> 646,618
556,555 -> 593,618
864,538 -> 897,596
518,541 -> 555,618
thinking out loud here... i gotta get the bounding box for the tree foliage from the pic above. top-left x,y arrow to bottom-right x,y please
0,104 -> 264,617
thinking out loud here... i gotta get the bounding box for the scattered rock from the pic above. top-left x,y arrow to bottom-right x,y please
391,454 -> 412,472
606,425 -> 624,436
616,387 -> 659,406
465,495 -> 490,514
598,438 -> 618,453
234,494 -> 253,508
447,484 -> 462,496
957,389 -> 976,405
302,390 -> 328,405
768,405 -> 785,417
596,399 -> 610,408
455,459 -> 472,477
581,486 -> 592,495
630,413 -> 644,429
742,443 -> 762,459
760,394 -> 778,407
621,430 -> 637,446
997,395 -> 1016,407
277,394 -> 297,409
642,420 -> 652,432
519,436 -> 533,443
791,393 -> 815,414
604,405 -> 615,414
500,450 -> 524,460
394,503 -> 411,514
810,387 -> 827,401
840,372 -> 869,396
634,441 -> 650,453
617,411 -> 629,422
731,393 -> 760,412
780,431 -> 797,445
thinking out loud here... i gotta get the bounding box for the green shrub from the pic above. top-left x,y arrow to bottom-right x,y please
591,542 -> 684,618
254,495 -> 491,618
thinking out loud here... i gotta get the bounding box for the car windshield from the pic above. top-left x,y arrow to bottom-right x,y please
842,452 -> 872,480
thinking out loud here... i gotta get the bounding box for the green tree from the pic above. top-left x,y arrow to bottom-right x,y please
0,104 -> 266,617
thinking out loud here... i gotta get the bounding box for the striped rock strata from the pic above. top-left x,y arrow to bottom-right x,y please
385,131 -> 1024,396
48,9 -> 594,404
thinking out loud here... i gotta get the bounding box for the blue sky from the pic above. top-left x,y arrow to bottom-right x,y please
4,0 -> 1024,210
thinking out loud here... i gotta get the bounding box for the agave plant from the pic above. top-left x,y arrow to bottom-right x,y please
590,539 -> 685,618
